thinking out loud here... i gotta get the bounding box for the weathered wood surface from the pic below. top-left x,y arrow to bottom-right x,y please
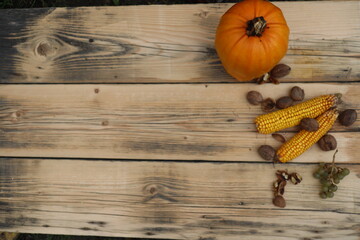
0,158 -> 359,239
1,1 -> 360,239
0,83 -> 359,162
0,1 -> 359,83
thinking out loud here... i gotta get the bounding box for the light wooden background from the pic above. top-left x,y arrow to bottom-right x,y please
0,1 -> 359,240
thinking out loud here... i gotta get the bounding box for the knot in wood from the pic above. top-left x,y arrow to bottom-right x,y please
35,39 -> 60,58
195,9 -> 209,19
144,184 -> 160,195
15,110 -> 23,117
11,110 -> 26,122
36,43 -> 52,57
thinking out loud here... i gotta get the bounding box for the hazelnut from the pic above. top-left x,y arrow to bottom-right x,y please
255,75 -> 266,84
290,86 -> 305,101
338,109 -> 357,126
271,133 -> 286,143
261,98 -> 276,112
290,173 -> 302,185
270,64 -> 291,79
318,134 -> 337,151
246,91 -> 263,105
276,180 -> 287,196
270,77 -> 280,85
273,179 -> 281,188
258,145 -> 276,161
300,118 -> 319,132
276,170 -> 289,181
273,195 -> 286,208
276,96 -> 293,109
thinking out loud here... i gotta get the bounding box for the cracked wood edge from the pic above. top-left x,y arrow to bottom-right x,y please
0,1 -> 359,83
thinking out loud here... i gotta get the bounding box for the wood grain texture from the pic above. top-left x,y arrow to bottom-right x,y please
0,2 -> 360,239
0,158 -> 359,239
0,1 -> 359,83
1,83 -> 359,162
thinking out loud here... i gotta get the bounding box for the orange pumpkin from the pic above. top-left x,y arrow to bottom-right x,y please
215,0 -> 290,81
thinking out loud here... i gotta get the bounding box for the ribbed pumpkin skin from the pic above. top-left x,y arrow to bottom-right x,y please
215,0 -> 290,81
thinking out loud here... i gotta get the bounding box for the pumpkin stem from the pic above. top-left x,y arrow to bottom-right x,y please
246,16 -> 267,37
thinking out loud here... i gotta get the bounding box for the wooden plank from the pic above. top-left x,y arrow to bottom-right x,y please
0,83 -> 359,162
0,158 -> 359,239
0,1 -> 359,83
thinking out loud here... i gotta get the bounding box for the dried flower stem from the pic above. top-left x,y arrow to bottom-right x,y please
330,149 -> 338,176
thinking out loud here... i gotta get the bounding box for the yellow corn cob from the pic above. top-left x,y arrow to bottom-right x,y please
276,108 -> 339,163
255,94 -> 341,134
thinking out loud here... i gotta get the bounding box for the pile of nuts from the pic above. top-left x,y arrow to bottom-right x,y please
247,86 -> 357,203
247,85 -> 304,112
273,170 -> 302,208
247,86 -> 358,160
